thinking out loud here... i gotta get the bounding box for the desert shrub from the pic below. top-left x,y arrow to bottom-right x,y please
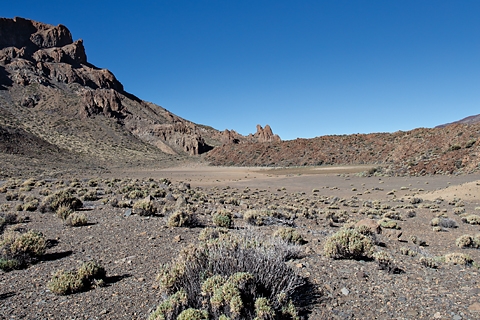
77,260 -> 106,282
176,308 -> 209,320
456,234 -> 480,249
399,247 -> 417,257
151,231 -> 310,320
198,228 -> 229,242
0,213 -> 20,235
127,189 -> 147,200
444,253 -> 473,266
213,210 -> 233,228
133,199 -> 156,216
430,217 -> 457,228
379,219 -> 400,229
39,190 -> 82,213
324,228 -> 373,259
56,205 -> 73,220
273,227 -> 305,245
82,190 -> 98,201
168,210 -> 198,228
65,213 -> 88,227
243,209 -> 285,226
409,236 -> 427,246
48,260 -> 106,295
22,199 -> 39,212
48,270 -> 85,295
5,192 -> 19,201
87,179 -> 98,187
465,139 -> 477,148
0,229 -> 46,271
419,257 -> 439,269
462,215 -> 480,225
373,251 -> 401,274
382,211 -> 401,220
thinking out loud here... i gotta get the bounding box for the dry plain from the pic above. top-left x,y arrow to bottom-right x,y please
1,164 -> 480,319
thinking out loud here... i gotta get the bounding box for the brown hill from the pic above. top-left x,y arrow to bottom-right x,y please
0,17 -> 230,177
436,114 -> 480,128
206,124 -> 480,175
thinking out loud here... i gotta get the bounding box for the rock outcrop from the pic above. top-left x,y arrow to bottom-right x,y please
251,124 -> 281,142
0,17 -> 220,157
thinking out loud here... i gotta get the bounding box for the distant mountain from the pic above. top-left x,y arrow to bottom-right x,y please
436,114 -> 480,128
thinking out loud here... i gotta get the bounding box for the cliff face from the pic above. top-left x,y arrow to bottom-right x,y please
0,17 -> 221,158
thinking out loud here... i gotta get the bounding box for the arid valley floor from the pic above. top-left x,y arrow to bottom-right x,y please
1,164 -> 480,319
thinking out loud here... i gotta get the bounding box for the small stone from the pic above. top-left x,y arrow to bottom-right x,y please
341,288 -> 349,296
453,314 -> 462,320
295,263 -> 305,268
173,235 -> 182,242
124,209 -> 132,217
355,271 -> 367,280
469,302 -> 480,312
137,277 -> 145,282
433,311 -> 441,319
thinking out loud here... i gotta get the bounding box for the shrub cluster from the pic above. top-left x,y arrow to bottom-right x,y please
151,231 -> 311,319
324,228 -> 373,259
48,261 -> 106,295
0,229 -> 46,271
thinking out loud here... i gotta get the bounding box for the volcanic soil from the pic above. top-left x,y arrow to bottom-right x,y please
1,164 -> 480,319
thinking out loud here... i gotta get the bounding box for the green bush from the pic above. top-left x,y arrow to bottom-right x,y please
213,211 -> 233,228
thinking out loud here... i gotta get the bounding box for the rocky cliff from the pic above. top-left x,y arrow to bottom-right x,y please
0,17 -> 223,161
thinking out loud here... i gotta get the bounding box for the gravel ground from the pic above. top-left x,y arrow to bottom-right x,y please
1,168 -> 480,319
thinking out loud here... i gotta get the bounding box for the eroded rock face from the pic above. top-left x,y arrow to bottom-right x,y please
0,17 -> 220,156
252,124 -> 281,142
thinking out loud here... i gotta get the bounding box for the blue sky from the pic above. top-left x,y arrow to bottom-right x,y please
3,1 -> 480,140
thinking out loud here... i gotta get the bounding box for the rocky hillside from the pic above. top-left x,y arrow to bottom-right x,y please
207,123 -> 480,175
436,114 -> 480,128
0,17 -> 230,170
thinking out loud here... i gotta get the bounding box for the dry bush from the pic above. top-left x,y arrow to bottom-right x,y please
56,205 -> 73,220
444,253 -> 473,266
81,190 -> 98,201
273,227 -> 305,245
151,231 -> 311,320
65,213 -> 88,227
324,228 -> 373,260
0,212 -> 19,233
430,217 -> 458,228
0,229 -> 46,271
168,210 -> 198,228
48,260 -> 106,295
373,251 -> 401,274
198,228 -> 229,242
462,215 -> 480,225
456,234 -> 480,249
379,219 -> 400,229
133,198 -> 157,216
419,257 -> 439,269
39,190 -> 82,213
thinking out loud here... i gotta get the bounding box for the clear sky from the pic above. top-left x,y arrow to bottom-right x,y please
3,1 -> 480,140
